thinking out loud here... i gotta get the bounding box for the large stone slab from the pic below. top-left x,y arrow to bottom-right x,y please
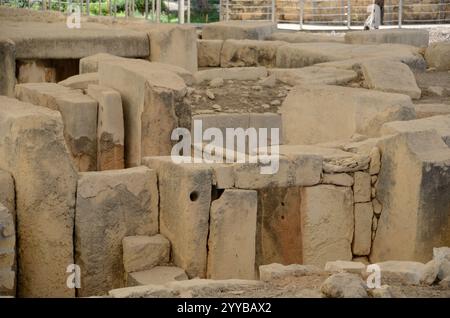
87,84 -> 125,171
280,84 -> 416,145
300,185 -> 354,267
197,40 -> 223,67
361,60 -> 421,99
58,72 -> 99,90
194,66 -> 268,83
207,189 -> 257,280
425,42 -> 450,71
99,59 -> 189,167
15,83 -> 98,171
0,38 -> 15,97
126,266 -> 188,287
268,66 -> 357,86
414,104 -> 450,119
143,157 -> 213,278
371,131 -> 450,263
353,202 -> 373,256
0,96 -> 77,297
220,40 -> 286,68
267,32 -> 344,43
75,166 -> 159,296
202,21 -> 276,40
345,29 -> 429,47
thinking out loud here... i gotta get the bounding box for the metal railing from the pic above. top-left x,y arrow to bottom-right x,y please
220,0 -> 450,27
0,0 -> 194,23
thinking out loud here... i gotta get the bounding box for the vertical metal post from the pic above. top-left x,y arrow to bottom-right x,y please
226,0 -> 229,21
178,0 -> 185,24
152,0 -> 155,21
347,0 -> 351,29
28,0 -> 31,9
58,0 -> 61,11
271,0 -> 275,22
48,0 -> 51,10
99,0 -> 101,16
125,0 -> 128,17
187,0 -> 190,23
86,0 -> 90,15
156,0 -> 160,23
114,0 -> 117,18
299,0 -> 304,30
145,0 -> 148,19
398,0 -> 403,28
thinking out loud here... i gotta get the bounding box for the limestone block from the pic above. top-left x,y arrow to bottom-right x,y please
202,21 -> 276,40
0,96 -> 77,297
354,172 -> 371,203
268,66 -> 357,86
122,235 -> 170,273
58,72 -> 99,90
198,40 -> 223,67
142,157 -> 213,278
414,104 -> 450,119
322,173 -> 354,187
87,84 -> 125,171
109,284 -> 175,298
256,187 -> 303,266
194,67 -> 268,84
79,53 -> 125,74
75,166 -> 159,296
433,247 -> 450,262
324,261 -> 366,274
259,263 -> 321,282
0,270 -> 15,295
267,32 -> 344,43
126,266 -> 188,287
98,59 -> 189,167
0,204 -> 15,296
207,189 -> 257,280
353,202 -> 373,256
300,185 -> 354,267
15,83 -> 98,171
220,40 -> 286,68
345,29 -> 429,47
320,273 -> 368,298
425,42 -> 450,71
0,38 -> 15,97
361,60 -> 421,99
280,84 -> 415,145
375,261 -> 426,285
369,147 -> 381,175
17,60 -> 56,84
371,131 -> 450,263
0,170 -> 15,220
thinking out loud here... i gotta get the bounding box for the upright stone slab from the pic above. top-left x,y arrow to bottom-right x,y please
345,29 -> 429,47
220,40 -> 286,68
300,185 -> 354,268
0,203 -> 15,296
207,189 -> 257,280
0,38 -> 15,97
202,21 -> 276,40
87,84 -> 125,171
0,96 -> 77,297
143,157 -> 213,278
14,83 -> 98,171
197,40 -> 223,67
371,131 -> 450,263
256,187 -> 303,266
425,42 -> 450,71
98,59 -> 189,167
0,170 -> 15,220
280,84 -> 416,145
75,166 -> 159,297
353,202 -> 373,256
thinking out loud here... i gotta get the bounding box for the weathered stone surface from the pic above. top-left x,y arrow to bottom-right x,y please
372,131 -> 450,263
0,38 -> 16,97
259,263 -> 321,282
276,43 -> 425,70
75,166 -> 159,296
345,29 -> 429,47
87,84 -> 125,171
99,59 -> 189,167
58,72 -> 99,90
198,40 -> 223,67
80,53 -> 125,74
207,189 -> 257,280
368,285 -> 394,298
433,247 -> 450,262
376,261 -> 425,285
353,202 -> 374,256
280,84 -> 415,145
369,147 -> 381,175
0,96 -> 77,297
194,66 -> 268,83
354,172 -> 371,203
414,104 -> 450,119
439,276 -> 450,288
123,235 -> 170,273
381,115 -> 450,147
269,66 -> 357,86
15,83 -> 98,171
437,260 -> 450,281
256,187 -> 303,266
321,273 -> 368,298
425,42 -> 450,71
322,173 -> 354,187
0,204 -> 15,296
267,32 -> 344,43
127,266 -> 188,287
143,157 -> 212,278
325,261 -> 366,274
0,170 -> 14,220
202,21 -> 276,40
361,60 -> 421,99
167,278 -> 263,297
220,40 -> 286,68
300,185 -> 354,267
16,59 -> 56,84
109,284 -> 175,298
420,260 -> 440,285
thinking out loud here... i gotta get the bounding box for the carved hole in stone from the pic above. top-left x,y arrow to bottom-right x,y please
190,191 -> 199,202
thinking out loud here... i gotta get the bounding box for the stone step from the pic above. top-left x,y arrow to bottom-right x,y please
126,266 -> 188,287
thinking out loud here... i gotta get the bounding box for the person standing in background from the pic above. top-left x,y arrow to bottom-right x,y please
375,0 -> 385,25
